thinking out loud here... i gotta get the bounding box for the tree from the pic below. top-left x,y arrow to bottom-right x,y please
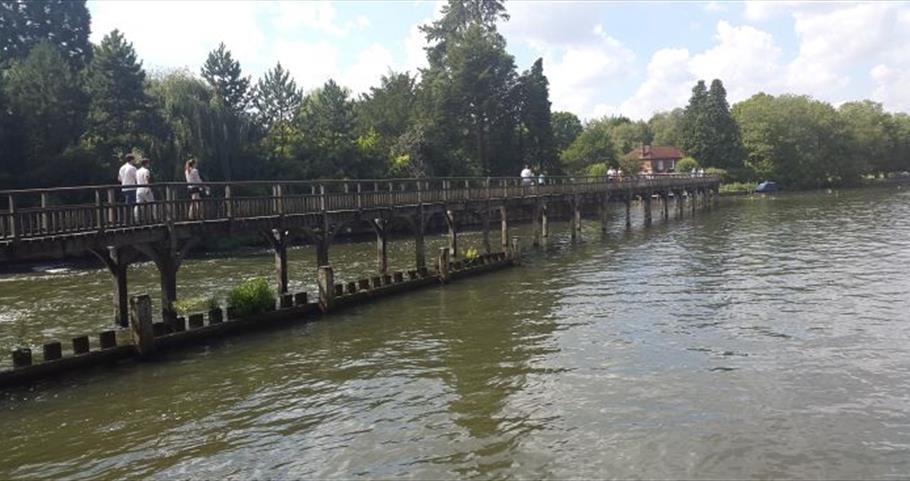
732,93 -> 854,188
838,100 -> 894,175
253,62 -> 301,131
648,108 -> 684,147
517,58 -> 556,172
253,62 -> 302,167
0,0 -> 92,69
704,79 -> 743,169
201,42 -> 250,114
552,111 -> 583,154
609,120 -> 651,155
357,70 -> 417,169
681,79 -> 743,170
3,41 -> 88,183
420,0 -> 508,66
200,43 -> 255,180
294,79 -> 366,178
84,30 -> 154,167
560,119 -> 618,173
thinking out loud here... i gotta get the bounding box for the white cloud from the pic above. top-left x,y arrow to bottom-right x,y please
704,1 -> 728,13
89,1 -> 267,74
340,43 -> 396,95
617,48 -> 694,119
871,64 -> 910,112
271,1 -> 363,37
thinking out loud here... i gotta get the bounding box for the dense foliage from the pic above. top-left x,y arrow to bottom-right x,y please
0,0 -> 907,190
227,278 -> 276,317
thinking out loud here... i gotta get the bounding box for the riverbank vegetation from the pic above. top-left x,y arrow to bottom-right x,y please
1,0 -> 908,191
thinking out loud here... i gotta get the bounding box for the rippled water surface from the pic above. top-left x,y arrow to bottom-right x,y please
2,188 -> 910,479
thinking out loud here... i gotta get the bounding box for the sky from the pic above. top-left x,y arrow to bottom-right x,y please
86,0 -> 910,120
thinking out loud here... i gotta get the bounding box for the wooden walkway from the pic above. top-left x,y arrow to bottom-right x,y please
0,174 -> 721,327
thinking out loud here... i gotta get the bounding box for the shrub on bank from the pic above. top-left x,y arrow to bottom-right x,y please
174,296 -> 219,315
675,157 -> 699,173
227,278 -> 276,317
719,182 -> 757,194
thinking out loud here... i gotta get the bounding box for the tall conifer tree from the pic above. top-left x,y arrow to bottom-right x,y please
201,43 -> 250,114
0,0 -> 92,69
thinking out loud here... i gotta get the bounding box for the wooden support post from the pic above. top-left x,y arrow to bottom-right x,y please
130,294 -> 155,357
316,235 -> 330,268
265,229 -> 289,294
532,204 -> 542,247
373,219 -> 388,274
90,246 -> 135,328
643,194 -> 652,227
599,195 -> 609,235
445,210 -> 457,257
437,247 -> 450,283
415,210 -> 426,269
482,207 -> 491,253
571,196 -> 581,241
662,194 -> 669,220
500,204 -> 509,251
691,190 -> 697,214
317,265 -> 334,312
624,196 -> 632,229
541,203 -> 549,238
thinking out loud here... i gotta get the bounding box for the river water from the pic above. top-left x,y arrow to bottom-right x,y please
1,187 -> 910,479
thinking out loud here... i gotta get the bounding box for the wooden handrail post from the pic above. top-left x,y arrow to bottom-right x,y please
416,179 -> 422,204
279,184 -> 286,215
106,189 -> 116,226
356,182 -> 363,209
319,184 -> 326,212
40,192 -> 48,232
8,194 -> 17,241
95,189 -> 104,231
443,180 -> 449,202
164,186 -> 174,222
225,185 -> 233,220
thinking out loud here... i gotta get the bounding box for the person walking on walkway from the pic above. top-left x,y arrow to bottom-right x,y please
521,164 -> 533,186
117,153 -> 138,205
184,158 -> 205,219
135,158 -> 154,221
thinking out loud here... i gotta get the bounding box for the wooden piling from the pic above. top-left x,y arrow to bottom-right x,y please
42,342 -> 62,361
209,307 -> 224,323
317,265 -> 335,311
99,330 -> 116,349
12,348 -> 31,368
129,294 -> 155,357
72,336 -> 89,355
438,247 -> 450,283
188,313 -> 204,328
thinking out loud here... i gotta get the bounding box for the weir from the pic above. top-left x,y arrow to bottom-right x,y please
0,174 -> 720,386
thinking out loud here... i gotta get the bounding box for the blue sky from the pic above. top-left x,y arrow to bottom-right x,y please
87,1 -> 910,120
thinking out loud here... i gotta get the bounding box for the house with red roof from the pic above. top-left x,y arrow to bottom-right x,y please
624,144 -> 684,174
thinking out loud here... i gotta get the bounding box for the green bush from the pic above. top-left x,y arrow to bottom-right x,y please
705,167 -> 730,182
174,296 -> 219,315
227,278 -> 276,317
675,157 -> 699,173
719,182 -> 757,194
585,162 -> 609,177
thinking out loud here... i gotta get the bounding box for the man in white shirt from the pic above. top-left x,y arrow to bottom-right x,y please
134,158 -> 154,221
117,153 -> 138,204
520,165 -> 533,186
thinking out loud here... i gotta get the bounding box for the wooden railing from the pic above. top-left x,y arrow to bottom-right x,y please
0,174 -> 718,242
